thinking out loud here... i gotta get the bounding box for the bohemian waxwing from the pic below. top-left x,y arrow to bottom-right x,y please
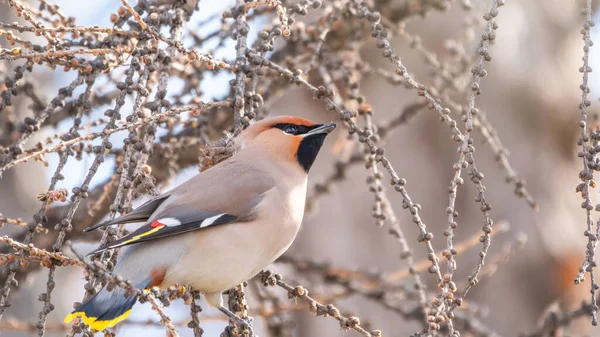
64,116 -> 336,331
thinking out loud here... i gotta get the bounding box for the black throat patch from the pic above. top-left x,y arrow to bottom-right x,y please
296,133 -> 327,172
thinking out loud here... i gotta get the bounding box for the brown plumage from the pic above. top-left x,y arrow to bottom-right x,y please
65,116 -> 336,331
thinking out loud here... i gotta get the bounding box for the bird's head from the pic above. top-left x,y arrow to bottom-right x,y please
237,116 -> 336,172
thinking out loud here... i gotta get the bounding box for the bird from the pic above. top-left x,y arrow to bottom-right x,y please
64,116 -> 336,331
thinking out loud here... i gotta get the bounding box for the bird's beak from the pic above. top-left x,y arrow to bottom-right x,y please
304,122 -> 336,137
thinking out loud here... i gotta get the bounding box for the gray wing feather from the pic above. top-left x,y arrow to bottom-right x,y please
83,193 -> 171,232
88,192 -> 268,254
89,212 -> 240,254
87,159 -> 274,253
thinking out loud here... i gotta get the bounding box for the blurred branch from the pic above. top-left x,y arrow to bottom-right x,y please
523,301 -> 598,337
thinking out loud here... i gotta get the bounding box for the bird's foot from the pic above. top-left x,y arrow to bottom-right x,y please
236,318 -> 254,337
219,305 -> 254,336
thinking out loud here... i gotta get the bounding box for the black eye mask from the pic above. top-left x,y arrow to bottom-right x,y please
272,123 -> 321,135
271,123 -> 329,172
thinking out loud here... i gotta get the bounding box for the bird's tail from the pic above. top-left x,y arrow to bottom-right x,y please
64,286 -> 139,330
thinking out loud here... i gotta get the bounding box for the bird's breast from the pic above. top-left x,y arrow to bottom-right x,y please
261,179 -> 307,232
241,180 -> 306,275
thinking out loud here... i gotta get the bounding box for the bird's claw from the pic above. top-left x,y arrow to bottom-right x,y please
240,320 -> 254,336
219,305 -> 255,336
231,315 -> 254,336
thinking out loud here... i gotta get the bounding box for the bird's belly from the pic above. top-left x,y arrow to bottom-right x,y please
163,218 -> 300,293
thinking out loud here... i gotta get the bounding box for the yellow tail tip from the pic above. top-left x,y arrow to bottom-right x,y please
64,309 -> 132,330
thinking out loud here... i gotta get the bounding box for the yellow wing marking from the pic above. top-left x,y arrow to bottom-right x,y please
121,225 -> 165,245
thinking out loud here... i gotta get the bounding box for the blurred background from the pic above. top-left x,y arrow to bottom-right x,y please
1,0 -> 599,336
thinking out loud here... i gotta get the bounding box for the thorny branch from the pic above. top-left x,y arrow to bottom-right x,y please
574,0 -> 599,327
260,270 -> 379,337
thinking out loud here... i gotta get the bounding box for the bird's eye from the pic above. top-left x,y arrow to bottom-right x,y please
284,125 -> 297,135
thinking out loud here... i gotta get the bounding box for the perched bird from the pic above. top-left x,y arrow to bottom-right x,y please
64,116 -> 336,330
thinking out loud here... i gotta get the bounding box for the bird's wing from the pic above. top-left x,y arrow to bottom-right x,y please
89,211 -> 240,254
84,192 -> 172,232
89,160 -> 274,254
